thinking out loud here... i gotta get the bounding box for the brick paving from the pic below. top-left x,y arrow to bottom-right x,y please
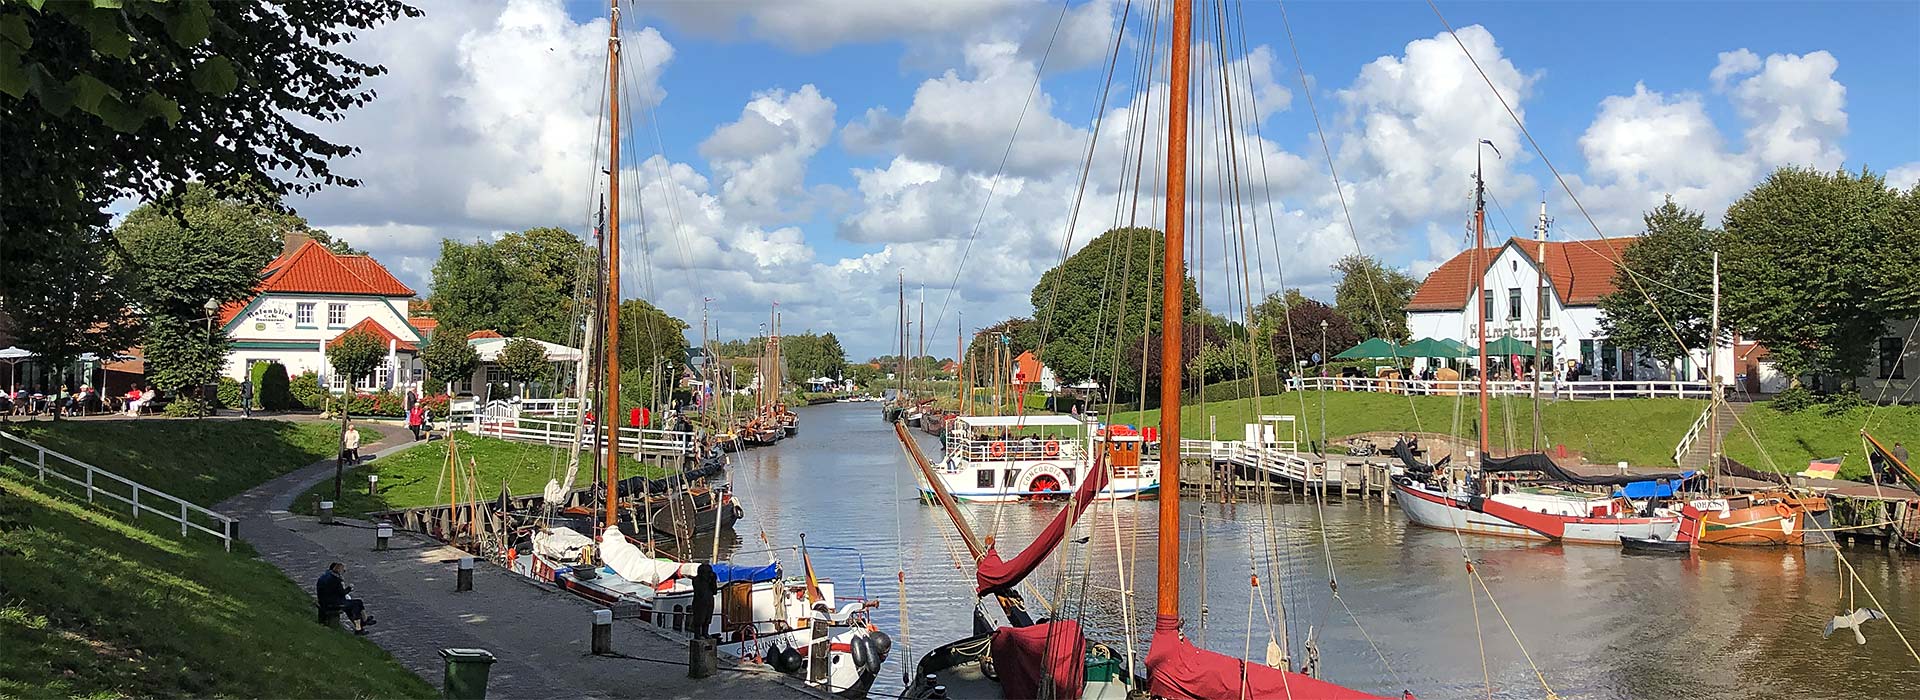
218,433 -> 821,699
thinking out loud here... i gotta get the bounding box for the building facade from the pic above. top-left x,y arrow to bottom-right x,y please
217,235 -> 425,392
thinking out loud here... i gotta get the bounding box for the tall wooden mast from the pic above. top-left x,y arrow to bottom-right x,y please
1155,0 -> 1191,622
600,0 -> 623,531
1473,144 -> 1491,461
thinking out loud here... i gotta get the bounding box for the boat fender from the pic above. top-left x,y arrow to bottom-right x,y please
770,643 -> 803,673
869,629 -> 893,659
848,632 -> 873,673
1467,494 -> 1487,513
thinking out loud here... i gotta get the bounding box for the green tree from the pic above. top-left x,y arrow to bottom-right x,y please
846,362 -> 883,388
1331,255 -> 1419,341
496,337 -> 551,392
783,331 -> 848,381
1722,167 -> 1905,384
420,327 -> 480,394
618,298 -> 690,377
0,0 -> 420,308
1597,197 -> 1719,359
1252,289 -> 1361,369
114,183 -> 283,400
1030,227 -> 1200,390
2,227 -> 138,415
1871,184 -> 1920,318
427,239 -> 512,336
327,330 -> 386,391
427,227 -> 589,343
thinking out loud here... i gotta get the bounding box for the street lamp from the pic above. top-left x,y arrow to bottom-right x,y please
202,298 -> 220,333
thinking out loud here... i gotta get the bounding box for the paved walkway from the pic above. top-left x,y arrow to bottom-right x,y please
217,435 -> 820,699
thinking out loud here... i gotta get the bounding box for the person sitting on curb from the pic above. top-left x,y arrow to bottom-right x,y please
316,562 -> 378,635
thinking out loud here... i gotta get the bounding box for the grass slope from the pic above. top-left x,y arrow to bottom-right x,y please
0,470 -> 432,699
1,419 -> 379,506
1724,404 -> 1920,479
295,433 -> 674,516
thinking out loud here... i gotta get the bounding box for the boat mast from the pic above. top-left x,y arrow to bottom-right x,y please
600,0 -> 623,532
1473,142 -> 1492,462
1709,251 -> 1721,489
1156,0 -> 1191,623
898,274 -> 907,401
1529,199 -> 1550,451
917,285 -> 926,400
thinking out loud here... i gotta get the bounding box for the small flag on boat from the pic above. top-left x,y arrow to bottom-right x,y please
800,534 -> 824,606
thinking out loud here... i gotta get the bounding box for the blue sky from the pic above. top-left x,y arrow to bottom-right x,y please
301,0 -> 1920,358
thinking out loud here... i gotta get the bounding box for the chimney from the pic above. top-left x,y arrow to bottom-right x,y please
281,231 -> 314,257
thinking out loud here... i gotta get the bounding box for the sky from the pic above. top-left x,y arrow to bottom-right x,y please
284,0 -> 1920,359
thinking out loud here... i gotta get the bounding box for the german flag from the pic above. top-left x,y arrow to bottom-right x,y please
800,534 -> 824,605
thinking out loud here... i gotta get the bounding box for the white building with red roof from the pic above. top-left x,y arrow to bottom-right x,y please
217,234 -> 426,392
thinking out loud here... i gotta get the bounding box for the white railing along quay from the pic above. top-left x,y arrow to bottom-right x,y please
1284,376 -> 1707,400
0,430 -> 237,551
459,413 -> 696,457
1672,401 -> 1716,465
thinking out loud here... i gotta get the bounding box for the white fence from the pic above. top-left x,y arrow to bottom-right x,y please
461,413 -> 696,456
1286,376 -> 1707,400
0,431 -> 237,550
1672,402 -> 1716,465
453,397 -> 584,419
1177,437 -> 1335,485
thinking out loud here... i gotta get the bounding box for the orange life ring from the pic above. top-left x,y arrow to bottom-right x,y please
1044,440 -> 1061,457
989,442 -> 1007,457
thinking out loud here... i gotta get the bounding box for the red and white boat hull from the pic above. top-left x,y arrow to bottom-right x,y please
1394,479 -> 1681,544
1393,479 -> 1546,541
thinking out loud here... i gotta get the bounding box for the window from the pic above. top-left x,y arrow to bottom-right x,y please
295,302 -> 315,327
326,303 -> 347,327
1004,469 -> 1020,487
486,366 -> 511,384
1882,337 -> 1908,380
1539,286 -> 1552,320
1507,288 -> 1523,320
1481,289 -> 1493,319
977,470 -> 994,489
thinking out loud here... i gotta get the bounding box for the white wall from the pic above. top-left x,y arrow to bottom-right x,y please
221,292 -> 420,390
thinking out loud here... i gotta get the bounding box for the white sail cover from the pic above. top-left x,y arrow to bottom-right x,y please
599,528 -> 697,585
542,478 -> 566,505
532,526 -> 594,561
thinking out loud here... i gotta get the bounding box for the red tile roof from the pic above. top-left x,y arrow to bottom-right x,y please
1407,237 -> 1636,311
259,240 -> 416,297
328,317 -> 417,352
467,329 -> 503,340
411,317 -> 440,334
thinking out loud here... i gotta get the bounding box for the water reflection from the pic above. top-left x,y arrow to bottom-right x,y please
720,403 -> 1920,699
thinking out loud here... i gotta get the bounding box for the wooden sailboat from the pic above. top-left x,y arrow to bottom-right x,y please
512,5 -> 889,694
1392,147 -> 1684,546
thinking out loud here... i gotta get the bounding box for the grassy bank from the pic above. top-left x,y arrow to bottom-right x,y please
1723,404 -> 1920,479
294,433 -> 675,516
0,470 -> 432,698
1,419 -> 378,506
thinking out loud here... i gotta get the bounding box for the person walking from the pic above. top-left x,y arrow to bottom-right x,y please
406,403 -> 425,441
238,379 -> 253,418
342,422 -> 362,463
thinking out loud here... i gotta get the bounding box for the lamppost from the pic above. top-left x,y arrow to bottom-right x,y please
1319,319 -> 1328,454
201,298 -> 220,417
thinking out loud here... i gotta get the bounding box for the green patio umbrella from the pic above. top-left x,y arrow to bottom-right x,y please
1481,336 -> 1543,356
1331,337 -> 1402,360
1440,338 -> 1477,357
1397,337 -> 1457,358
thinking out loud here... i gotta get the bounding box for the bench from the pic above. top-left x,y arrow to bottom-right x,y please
317,601 -> 344,627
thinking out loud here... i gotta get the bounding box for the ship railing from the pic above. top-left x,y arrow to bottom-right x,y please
0,430 -> 237,550
949,437 -> 1087,463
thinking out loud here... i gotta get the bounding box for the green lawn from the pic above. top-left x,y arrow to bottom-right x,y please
1723,404 -> 1920,479
294,433 -> 675,517
0,419 -> 380,507
0,470 -> 433,699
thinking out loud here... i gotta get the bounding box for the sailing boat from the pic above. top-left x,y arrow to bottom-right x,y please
514,4 -> 888,695
1391,147 -> 1686,546
1670,253 -> 1830,546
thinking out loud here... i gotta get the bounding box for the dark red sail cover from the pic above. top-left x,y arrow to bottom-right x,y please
974,454 -> 1110,594
990,620 -> 1087,700
1147,614 -> 1386,700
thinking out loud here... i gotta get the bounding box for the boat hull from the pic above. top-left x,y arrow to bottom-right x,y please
1678,494 -> 1830,546
1392,479 -> 1547,541
1393,479 -> 1680,544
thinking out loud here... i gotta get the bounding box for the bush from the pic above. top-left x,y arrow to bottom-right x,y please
327,390 -> 406,417
1822,392 -> 1869,416
217,377 -> 243,410
289,371 -> 326,410
255,362 -> 294,410
163,395 -> 211,417
419,393 -> 451,419
1769,386 -> 1816,413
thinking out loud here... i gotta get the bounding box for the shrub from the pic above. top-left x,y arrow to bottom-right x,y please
289,371 -> 326,410
1769,386 -> 1815,413
327,390 -> 406,417
216,377 -> 243,410
418,393 -> 451,419
1821,392 -> 1869,416
163,395 -> 210,417
264,362 -> 296,410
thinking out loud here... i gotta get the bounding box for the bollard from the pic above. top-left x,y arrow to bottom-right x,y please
456,556 -> 474,592
930,685 -> 948,699
368,473 -> 379,497
687,637 -> 718,679
376,522 -> 393,551
591,609 -> 613,655
318,501 -> 334,524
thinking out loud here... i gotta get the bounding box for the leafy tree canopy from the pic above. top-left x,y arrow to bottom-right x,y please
1029,227 -> 1200,390
326,330 -> 386,386
1597,197 -> 1719,359
1252,289 -> 1361,369
1331,254 -> 1419,342
495,337 -> 551,385
420,326 -> 480,392
617,298 -> 690,376
428,227 -> 590,344
783,331 -> 847,382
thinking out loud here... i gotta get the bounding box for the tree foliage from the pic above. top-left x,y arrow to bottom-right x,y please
1030,227 -> 1200,389
2,226 -> 139,392
0,0 -> 419,307
783,331 -> 847,381
326,330 -> 385,386
1252,290 -> 1361,369
964,317 -> 1040,371
617,298 -> 690,377
1721,167 -> 1907,382
428,228 -> 589,344
420,327 -> 480,392
495,338 -> 551,387
1597,197 -> 1719,359
114,183 -> 284,394
1331,255 -> 1419,341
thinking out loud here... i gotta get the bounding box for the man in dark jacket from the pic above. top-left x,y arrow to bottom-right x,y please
317,562 -> 376,634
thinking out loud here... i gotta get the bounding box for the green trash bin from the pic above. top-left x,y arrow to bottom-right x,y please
439,648 -> 495,700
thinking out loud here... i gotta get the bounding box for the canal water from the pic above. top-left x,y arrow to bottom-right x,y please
718,402 -> 1920,699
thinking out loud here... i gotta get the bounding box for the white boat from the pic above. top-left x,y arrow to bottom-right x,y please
517,527 -> 890,697
1393,476 -> 1680,544
921,415 -> 1159,503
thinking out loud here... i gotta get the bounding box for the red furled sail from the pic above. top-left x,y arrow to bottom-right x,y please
1146,615 -> 1386,700
990,620 -> 1087,700
974,453 -> 1110,594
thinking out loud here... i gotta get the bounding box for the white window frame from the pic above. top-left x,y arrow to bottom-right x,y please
294,303 -> 315,327
327,302 -> 347,328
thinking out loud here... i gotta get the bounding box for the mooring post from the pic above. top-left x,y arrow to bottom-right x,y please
592,609 -> 613,655
318,500 -> 334,524
456,556 -> 474,592
687,636 -> 717,679
375,521 -> 392,550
